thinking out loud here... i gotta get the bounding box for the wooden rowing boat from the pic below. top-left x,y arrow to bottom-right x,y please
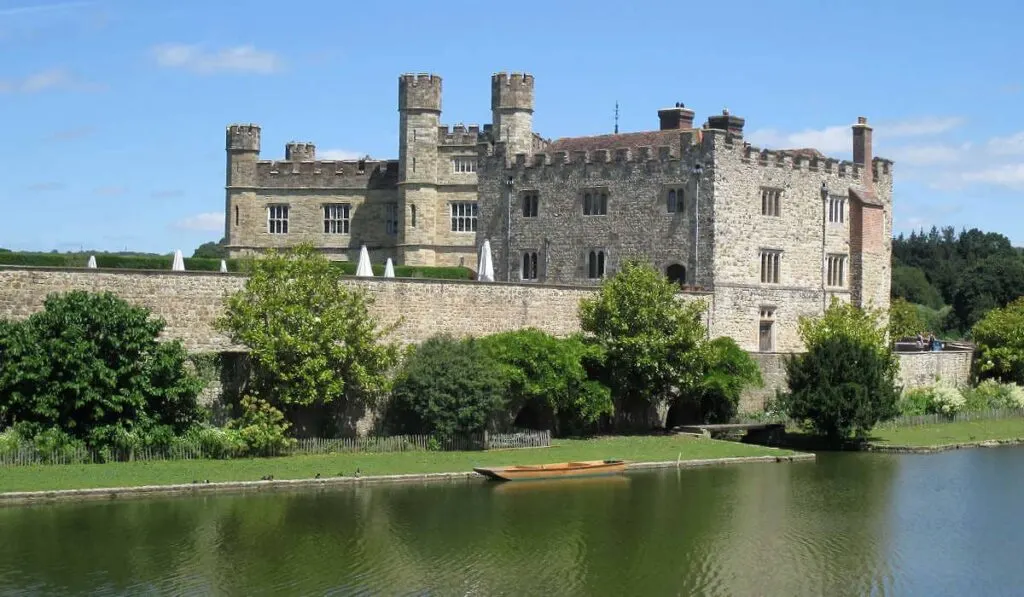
473,459 -> 628,481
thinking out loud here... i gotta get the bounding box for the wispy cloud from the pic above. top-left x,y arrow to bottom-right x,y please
0,68 -> 103,93
958,164 -> 1024,190
879,117 -> 965,137
0,1 -> 93,18
93,185 -> 126,197
45,125 -> 94,141
174,212 -> 223,232
27,181 -> 65,192
151,189 -> 184,199
319,149 -> 366,161
152,43 -> 283,75
986,132 -> 1024,156
746,116 -> 966,157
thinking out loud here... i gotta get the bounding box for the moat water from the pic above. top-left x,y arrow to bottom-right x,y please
3,447 -> 1024,596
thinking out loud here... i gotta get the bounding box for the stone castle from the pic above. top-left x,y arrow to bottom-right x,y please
224,72 -> 893,353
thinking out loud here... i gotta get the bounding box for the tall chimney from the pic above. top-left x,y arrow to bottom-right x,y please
658,103 -> 695,130
852,116 -> 873,170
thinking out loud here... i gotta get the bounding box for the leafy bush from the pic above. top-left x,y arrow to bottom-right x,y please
0,291 -> 204,451
889,297 -> 927,341
928,383 -> 966,416
960,379 -> 1024,411
181,425 -> 247,459
218,244 -> 401,413
579,260 -> 708,426
479,329 -> 612,435
781,299 -> 900,442
898,388 -> 932,416
227,396 -> 296,456
387,335 -> 506,439
692,337 -> 763,424
972,297 -> 1024,385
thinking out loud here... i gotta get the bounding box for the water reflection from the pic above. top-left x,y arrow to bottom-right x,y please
3,448 -> 1024,595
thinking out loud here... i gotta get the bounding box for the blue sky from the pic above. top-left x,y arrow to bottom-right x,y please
1,0 -> 1022,254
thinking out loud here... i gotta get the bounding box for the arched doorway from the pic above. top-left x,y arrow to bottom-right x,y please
666,263 -> 687,286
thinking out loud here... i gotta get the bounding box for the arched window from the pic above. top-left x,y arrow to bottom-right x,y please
667,189 -> 677,213
666,263 -> 687,286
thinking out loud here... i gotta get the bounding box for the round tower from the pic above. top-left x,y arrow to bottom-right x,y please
397,74 -> 442,265
225,123 -> 261,253
285,141 -> 316,161
490,72 -> 535,157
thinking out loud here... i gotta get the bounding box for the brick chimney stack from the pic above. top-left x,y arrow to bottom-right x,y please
658,103 -> 695,130
852,116 -> 873,174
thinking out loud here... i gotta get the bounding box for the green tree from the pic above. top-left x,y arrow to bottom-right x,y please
948,256 -> 1024,333
578,260 -> 708,427
478,329 -> 612,435
891,265 -> 943,309
192,238 -> 228,259
387,335 -> 506,438
691,337 -> 763,424
0,291 -> 203,450
781,299 -> 900,443
216,244 -> 400,413
888,297 -> 926,341
972,297 -> 1024,385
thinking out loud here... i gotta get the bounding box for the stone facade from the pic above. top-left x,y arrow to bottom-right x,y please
224,72 -> 893,354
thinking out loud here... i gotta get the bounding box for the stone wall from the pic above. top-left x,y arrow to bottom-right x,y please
896,349 -> 975,390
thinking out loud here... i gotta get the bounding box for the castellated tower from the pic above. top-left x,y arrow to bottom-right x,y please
225,124 -> 261,248
491,73 -> 534,157
398,73 -> 442,265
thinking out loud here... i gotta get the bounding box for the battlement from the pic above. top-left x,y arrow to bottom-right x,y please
398,73 -> 442,112
285,142 -> 315,161
251,159 -> 399,189
439,124 -> 481,146
226,124 -> 261,152
728,142 -> 894,182
491,72 -> 534,111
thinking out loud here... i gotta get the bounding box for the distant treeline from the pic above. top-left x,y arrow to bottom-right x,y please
892,226 -> 1024,337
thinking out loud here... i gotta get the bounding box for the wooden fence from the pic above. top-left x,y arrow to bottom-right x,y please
0,429 -> 551,467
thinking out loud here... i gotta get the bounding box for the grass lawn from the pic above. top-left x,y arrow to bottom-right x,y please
0,435 -> 796,493
869,418 -> 1024,447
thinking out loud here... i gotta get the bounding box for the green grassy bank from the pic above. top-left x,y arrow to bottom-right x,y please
869,418 -> 1024,448
0,435 -> 796,493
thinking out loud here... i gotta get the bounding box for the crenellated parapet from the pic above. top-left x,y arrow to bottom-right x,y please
251,159 -> 399,189
491,72 -> 534,111
284,141 -> 316,161
226,124 -> 261,152
439,124 -> 481,146
398,73 -> 442,112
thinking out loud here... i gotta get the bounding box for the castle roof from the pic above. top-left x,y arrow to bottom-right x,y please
849,186 -> 884,207
546,129 -> 688,153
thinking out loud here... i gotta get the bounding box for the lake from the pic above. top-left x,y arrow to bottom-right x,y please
3,447 -> 1024,596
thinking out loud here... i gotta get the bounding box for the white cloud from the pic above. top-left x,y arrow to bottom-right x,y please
175,212 -> 223,232
987,132 -> 1024,156
152,43 -> 283,75
0,68 -> 101,93
319,149 -> 365,161
0,1 -> 93,18
959,164 -> 1024,190
746,116 -> 966,157
885,143 -> 970,166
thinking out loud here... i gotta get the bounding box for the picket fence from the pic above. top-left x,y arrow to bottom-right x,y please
0,429 -> 551,467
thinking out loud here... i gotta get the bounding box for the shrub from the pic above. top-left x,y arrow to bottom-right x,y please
181,425 -> 247,459
0,291 -> 204,451
217,244 -> 401,413
387,335 -> 506,439
578,260 -> 707,426
928,383 -> 966,416
478,329 -> 612,435
898,388 -> 932,416
960,379 -> 1024,410
228,396 -> 296,456
691,337 -> 764,424
780,299 -> 900,442
972,297 -> 1024,385
889,297 -> 927,341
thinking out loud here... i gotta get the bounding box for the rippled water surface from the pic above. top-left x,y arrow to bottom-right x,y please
4,448 -> 1024,596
